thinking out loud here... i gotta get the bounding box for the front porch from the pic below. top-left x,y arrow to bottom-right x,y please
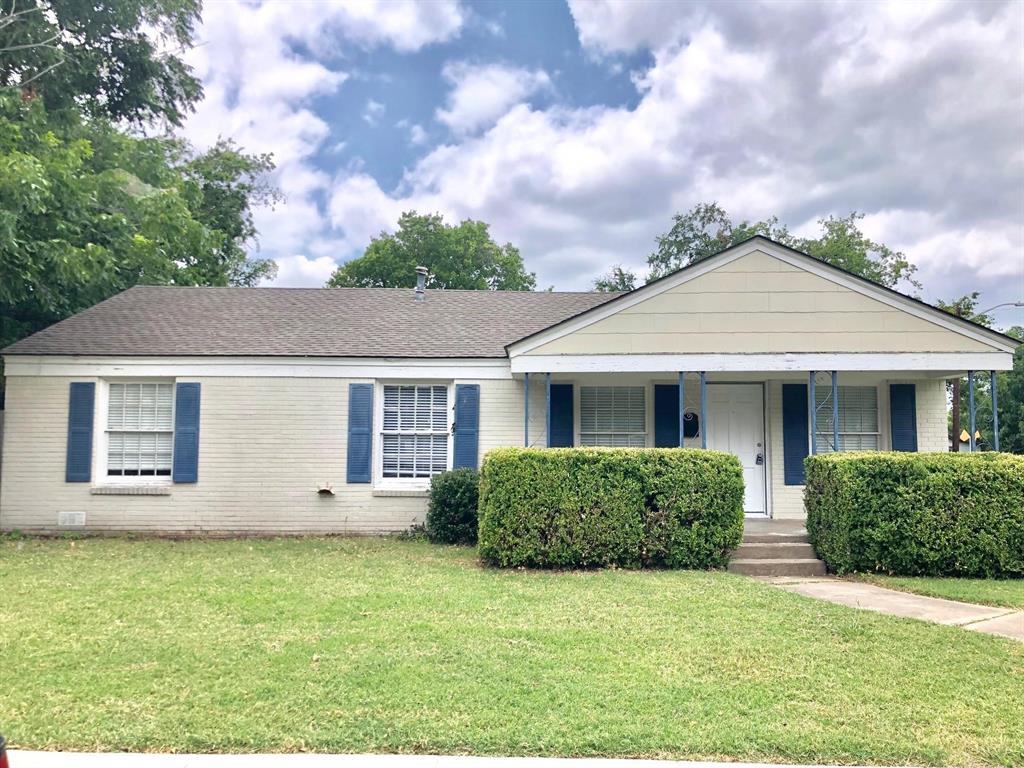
514,368 -> 972,520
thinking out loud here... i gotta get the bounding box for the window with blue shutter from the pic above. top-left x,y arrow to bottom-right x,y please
548,383 -> 574,447
782,383 -> 809,485
654,384 -> 679,448
347,383 -> 374,483
172,383 -> 201,483
453,384 -> 480,469
65,382 -> 95,482
889,384 -> 918,452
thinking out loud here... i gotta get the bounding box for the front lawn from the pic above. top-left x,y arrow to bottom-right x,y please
854,574 -> 1024,609
0,537 -> 1021,766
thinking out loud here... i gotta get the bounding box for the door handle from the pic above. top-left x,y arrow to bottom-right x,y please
755,453 -> 764,465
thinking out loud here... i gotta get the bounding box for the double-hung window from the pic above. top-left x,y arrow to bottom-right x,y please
106,382 -> 174,477
579,386 -> 647,447
814,385 -> 879,452
381,384 -> 450,479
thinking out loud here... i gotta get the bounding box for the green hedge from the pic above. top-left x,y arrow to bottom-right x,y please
427,468 -> 479,545
805,452 -> 1024,577
478,447 -> 744,569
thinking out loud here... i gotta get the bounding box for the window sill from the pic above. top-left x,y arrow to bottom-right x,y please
372,489 -> 430,498
90,486 -> 172,496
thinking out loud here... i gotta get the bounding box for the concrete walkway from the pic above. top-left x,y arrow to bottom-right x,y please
5,755 -> 899,768
767,577 -> 1024,641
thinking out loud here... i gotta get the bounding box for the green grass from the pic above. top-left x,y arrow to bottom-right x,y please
854,574 -> 1024,609
1,537 -> 1022,766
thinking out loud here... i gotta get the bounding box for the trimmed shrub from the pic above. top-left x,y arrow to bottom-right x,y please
805,452 -> 1024,577
427,468 -> 479,545
478,447 -> 744,569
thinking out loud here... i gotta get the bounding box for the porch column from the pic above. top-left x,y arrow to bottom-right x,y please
831,370 -> 839,453
991,370 -> 1000,452
808,371 -> 817,454
523,372 -> 530,447
967,370 -> 976,452
545,372 -> 552,448
700,371 -> 707,449
678,372 -> 685,447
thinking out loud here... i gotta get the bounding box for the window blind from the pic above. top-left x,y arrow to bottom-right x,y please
579,386 -> 646,447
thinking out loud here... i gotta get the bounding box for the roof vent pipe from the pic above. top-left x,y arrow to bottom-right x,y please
415,266 -> 428,301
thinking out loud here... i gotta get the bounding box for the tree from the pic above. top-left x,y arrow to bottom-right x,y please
648,203 -> 920,291
593,265 -> 637,292
0,93 -> 278,351
0,0 -> 203,127
328,212 -> 537,291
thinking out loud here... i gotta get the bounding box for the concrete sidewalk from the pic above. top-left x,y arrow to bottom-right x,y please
767,577 -> 1024,641
5,755 -> 898,768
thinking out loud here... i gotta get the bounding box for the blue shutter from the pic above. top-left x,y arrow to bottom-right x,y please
889,384 -> 918,452
453,384 -> 481,469
346,383 -> 373,483
782,383 -> 809,485
65,382 -> 95,482
654,384 -> 680,448
172,383 -> 201,483
548,383 -> 574,447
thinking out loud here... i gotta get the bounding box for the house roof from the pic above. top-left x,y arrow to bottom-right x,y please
1,285 -> 622,359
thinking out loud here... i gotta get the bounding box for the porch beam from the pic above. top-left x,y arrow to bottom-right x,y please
809,371 -> 817,455
700,371 -> 707,449
968,370 -> 976,451
545,372 -> 552,448
523,372 -> 530,447
509,352 -> 1013,374
832,370 -> 839,453
678,372 -> 685,448
992,370 -> 1000,452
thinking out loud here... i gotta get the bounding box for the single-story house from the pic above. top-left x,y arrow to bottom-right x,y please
0,236 -> 1017,534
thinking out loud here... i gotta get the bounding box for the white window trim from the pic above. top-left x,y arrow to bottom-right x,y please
372,380 -> 454,490
93,378 -> 175,486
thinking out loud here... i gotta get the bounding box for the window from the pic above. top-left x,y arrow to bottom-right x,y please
814,385 -> 879,452
580,386 -> 646,447
107,382 -> 174,476
381,385 -> 449,479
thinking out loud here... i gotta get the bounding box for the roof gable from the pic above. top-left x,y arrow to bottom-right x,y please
509,238 -> 1019,357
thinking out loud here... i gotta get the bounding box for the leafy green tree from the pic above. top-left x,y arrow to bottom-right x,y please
593,265 -> 637,292
0,0 -> 203,126
648,203 -> 919,291
328,212 -> 536,291
0,93 -> 277,351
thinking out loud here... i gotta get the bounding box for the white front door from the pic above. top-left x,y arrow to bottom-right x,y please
706,384 -> 767,515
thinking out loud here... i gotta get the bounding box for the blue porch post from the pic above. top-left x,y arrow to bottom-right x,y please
699,372 -> 707,449
831,370 -> 839,453
991,370 -> 1000,452
545,372 -> 552,448
808,371 -> 817,455
678,372 -> 685,447
968,370 -> 976,452
523,372 -> 530,447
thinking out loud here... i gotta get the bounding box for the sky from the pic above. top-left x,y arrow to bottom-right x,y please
180,0 -> 1024,327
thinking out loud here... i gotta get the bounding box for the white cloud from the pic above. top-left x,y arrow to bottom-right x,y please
436,61 -> 551,135
363,99 -> 386,125
322,0 -> 1022,312
272,254 -> 341,286
180,0 -> 466,287
409,123 -> 428,146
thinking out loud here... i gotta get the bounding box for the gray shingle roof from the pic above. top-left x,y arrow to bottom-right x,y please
2,286 -> 622,358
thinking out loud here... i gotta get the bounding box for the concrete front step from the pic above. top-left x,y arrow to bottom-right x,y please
728,558 -> 827,577
735,541 -> 817,559
742,531 -> 811,544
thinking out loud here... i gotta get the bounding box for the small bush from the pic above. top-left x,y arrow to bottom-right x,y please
427,468 -> 479,545
805,452 -> 1024,577
478,447 -> 744,569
